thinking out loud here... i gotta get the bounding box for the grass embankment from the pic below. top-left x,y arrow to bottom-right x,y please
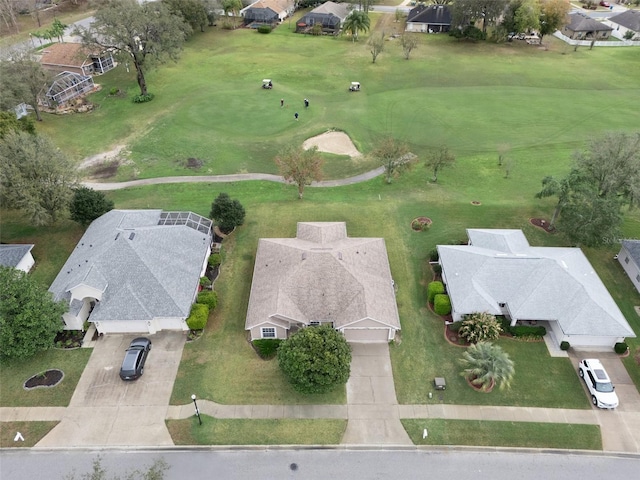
402,419 -> 602,450
167,417 -> 346,445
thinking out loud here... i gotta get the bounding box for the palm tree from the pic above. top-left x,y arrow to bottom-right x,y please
342,11 -> 370,42
459,342 -> 514,392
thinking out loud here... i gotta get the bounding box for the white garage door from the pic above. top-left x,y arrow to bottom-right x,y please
343,328 -> 390,343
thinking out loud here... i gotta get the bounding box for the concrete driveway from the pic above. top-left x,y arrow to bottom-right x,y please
36,331 -> 186,447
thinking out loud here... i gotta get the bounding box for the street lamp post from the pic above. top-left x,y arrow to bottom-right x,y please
191,394 -> 202,425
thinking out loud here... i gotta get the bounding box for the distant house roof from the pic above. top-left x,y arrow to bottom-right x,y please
49,210 -> 212,323
566,12 -> 613,33
39,43 -> 112,75
609,9 -> 640,32
438,229 -> 635,338
241,0 -> 292,18
245,222 -> 400,332
622,239 -> 640,267
311,1 -> 349,19
0,244 -> 34,268
407,4 -> 452,25
297,1 -> 349,29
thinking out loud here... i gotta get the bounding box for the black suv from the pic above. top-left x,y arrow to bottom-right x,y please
119,337 -> 152,381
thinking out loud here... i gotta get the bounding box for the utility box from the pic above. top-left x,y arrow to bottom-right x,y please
434,377 -> 446,390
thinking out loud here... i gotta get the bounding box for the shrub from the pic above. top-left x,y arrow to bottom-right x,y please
432,263 -> 442,275
197,291 -> 218,310
427,281 -> 445,304
614,342 -> 628,354
199,276 -> 212,288
109,87 -> 119,95
459,312 -> 502,343
186,303 -> 209,330
448,321 -> 462,333
208,253 -> 222,267
257,25 -> 272,34
428,248 -> 439,262
560,341 -> 570,351
499,316 -> 511,332
510,325 -> 546,338
133,93 -> 154,103
433,294 -> 451,315
253,339 -> 282,359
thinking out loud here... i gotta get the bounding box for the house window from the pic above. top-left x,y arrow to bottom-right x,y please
310,321 -> 320,326
261,327 -> 276,338
625,256 -> 630,264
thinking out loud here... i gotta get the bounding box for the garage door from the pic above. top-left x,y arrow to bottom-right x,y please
343,328 -> 390,343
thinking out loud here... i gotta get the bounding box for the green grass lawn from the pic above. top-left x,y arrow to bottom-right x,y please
166,417 -> 346,445
401,419 -> 602,450
0,348 -> 92,407
0,421 -> 59,448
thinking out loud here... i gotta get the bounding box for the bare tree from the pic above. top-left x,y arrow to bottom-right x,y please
372,137 -> 415,184
0,0 -> 19,33
275,145 -> 324,199
369,32 -> 385,63
400,34 -> 418,60
425,145 -> 455,183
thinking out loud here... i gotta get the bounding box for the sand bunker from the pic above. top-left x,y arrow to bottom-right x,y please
302,131 -> 362,158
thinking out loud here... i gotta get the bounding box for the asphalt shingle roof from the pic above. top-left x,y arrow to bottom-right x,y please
566,12 -> 613,32
438,229 -> 635,338
49,210 -> 211,323
622,239 -> 640,267
0,244 -> 34,269
610,9 -> 640,32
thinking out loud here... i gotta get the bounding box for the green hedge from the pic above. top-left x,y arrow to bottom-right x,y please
509,325 -> 546,338
614,342 -> 628,354
252,339 -> 282,359
560,341 -> 570,351
208,253 -> 222,267
427,281 -> 445,304
433,294 -> 451,316
197,291 -> 218,310
186,303 -> 209,330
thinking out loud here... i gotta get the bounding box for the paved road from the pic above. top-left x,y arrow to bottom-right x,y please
1,448 -> 639,480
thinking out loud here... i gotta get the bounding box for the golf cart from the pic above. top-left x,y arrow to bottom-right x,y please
349,81 -> 360,92
262,79 -> 273,89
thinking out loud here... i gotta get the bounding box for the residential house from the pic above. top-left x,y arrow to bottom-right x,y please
0,244 -> 35,273
245,222 -> 401,343
608,9 -> 640,40
618,240 -> 640,295
437,229 -> 635,350
296,1 -> 350,34
405,4 -> 451,33
49,210 -> 212,335
562,12 -> 613,40
39,43 -> 115,76
241,0 -> 295,26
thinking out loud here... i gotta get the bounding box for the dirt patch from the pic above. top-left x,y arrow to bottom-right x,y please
79,145 -> 127,170
302,131 -> 362,158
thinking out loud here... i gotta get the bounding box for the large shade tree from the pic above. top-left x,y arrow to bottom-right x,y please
0,131 -> 78,225
538,0 -> 570,44
210,192 -> 246,234
275,145 -> 324,200
0,49 -> 51,122
0,267 -> 66,360
75,0 -> 191,97
277,325 -> 352,394
70,186 -> 115,226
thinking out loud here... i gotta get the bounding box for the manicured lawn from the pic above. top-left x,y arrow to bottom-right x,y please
36,17 -> 640,183
166,417 -> 346,445
401,419 -> 602,450
0,348 -> 92,407
0,421 -> 59,448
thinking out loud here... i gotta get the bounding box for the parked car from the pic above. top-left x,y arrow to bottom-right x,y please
119,337 -> 152,381
578,359 -> 619,409
600,1 -> 610,7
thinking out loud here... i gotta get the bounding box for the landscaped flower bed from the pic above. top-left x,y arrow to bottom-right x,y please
411,217 -> 432,231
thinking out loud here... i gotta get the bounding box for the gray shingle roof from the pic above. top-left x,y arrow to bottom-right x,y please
610,9 -> 640,32
622,239 -> 640,267
407,5 -> 451,25
311,1 -> 349,19
438,229 -> 635,338
0,244 -> 34,268
566,12 -> 613,32
245,222 -> 400,331
49,210 -> 211,323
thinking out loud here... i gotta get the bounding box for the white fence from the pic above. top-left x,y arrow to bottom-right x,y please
553,31 -> 640,47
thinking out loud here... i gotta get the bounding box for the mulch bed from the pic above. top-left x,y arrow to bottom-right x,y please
24,369 -> 64,389
530,218 -> 555,233
54,330 -> 84,349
